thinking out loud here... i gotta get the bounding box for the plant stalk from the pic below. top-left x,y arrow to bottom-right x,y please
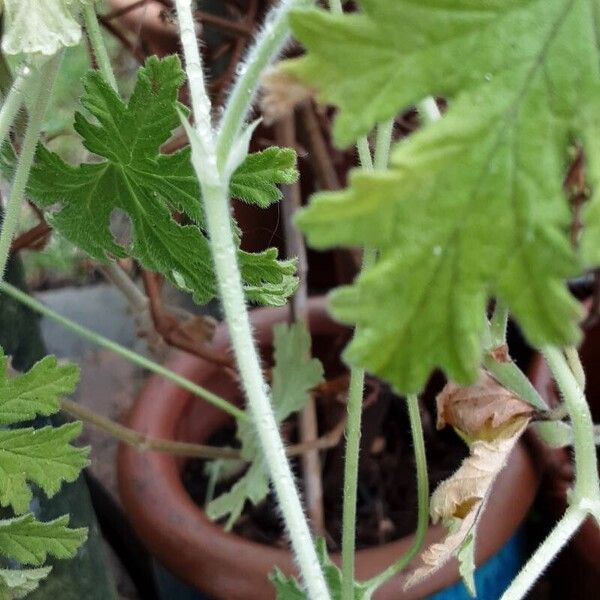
500,507 -> 586,600
340,119 -> 392,599
489,298 -> 509,348
61,397 -> 345,460
500,346 -> 600,600
216,0 -> 311,167
365,394 -> 430,591
82,3 -> 119,91
543,347 -> 600,502
0,281 -> 246,422
174,1 -> 330,596
0,54 -> 62,281
0,64 -> 32,149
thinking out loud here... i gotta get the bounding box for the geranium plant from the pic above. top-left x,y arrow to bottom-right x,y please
0,1 -> 598,599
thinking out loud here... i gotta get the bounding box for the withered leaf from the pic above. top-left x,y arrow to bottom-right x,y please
260,67 -> 314,125
436,372 -> 534,440
407,375 -> 533,596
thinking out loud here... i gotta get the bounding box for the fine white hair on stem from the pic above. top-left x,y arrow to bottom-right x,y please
173,0 -> 331,597
216,0 -> 311,166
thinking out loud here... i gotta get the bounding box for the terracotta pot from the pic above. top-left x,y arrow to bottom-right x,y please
529,318 -> 600,599
118,297 -> 538,600
107,0 -> 179,56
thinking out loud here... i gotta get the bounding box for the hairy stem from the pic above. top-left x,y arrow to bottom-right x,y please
61,397 -> 345,460
564,345 -> 586,391
216,0 -> 311,166
418,96 -> 442,123
61,397 -> 241,459
0,54 -> 62,281
500,507 -> 586,600
0,281 -> 246,422
365,394 -> 429,591
341,119 -> 392,599
82,3 -> 118,91
205,181 -> 331,599
174,1 -> 329,596
489,298 -> 509,348
0,64 -> 32,148
543,347 -> 600,502
501,346 -> 600,600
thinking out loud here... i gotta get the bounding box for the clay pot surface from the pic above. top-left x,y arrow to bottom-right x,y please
107,0 -> 179,56
118,297 -> 538,599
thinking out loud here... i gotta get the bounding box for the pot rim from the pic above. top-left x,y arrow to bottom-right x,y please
118,297 -> 538,600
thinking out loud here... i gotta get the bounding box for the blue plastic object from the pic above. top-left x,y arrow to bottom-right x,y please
427,529 -> 526,600
154,529 -> 526,600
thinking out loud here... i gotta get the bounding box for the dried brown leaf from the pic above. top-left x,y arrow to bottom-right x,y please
407,375 -> 533,595
260,67 -> 314,124
436,372 -> 534,439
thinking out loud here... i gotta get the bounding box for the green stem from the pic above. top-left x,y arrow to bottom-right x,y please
340,119 -> 392,599
483,353 -> 548,410
417,97 -> 441,124
174,1 -> 329,596
0,64 -> 33,148
60,397 -> 241,459
500,507 -> 586,600
0,281 -> 247,422
564,345 -> 586,391
356,136 -> 373,170
374,119 -> 394,170
216,0 -> 311,167
500,346 -> 599,600
328,0 -> 343,13
543,347 -> 600,502
0,54 -> 62,281
82,3 -> 118,91
365,394 -> 429,592
489,299 -> 509,348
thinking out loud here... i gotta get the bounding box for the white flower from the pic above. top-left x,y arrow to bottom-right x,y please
1,0 -> 89,57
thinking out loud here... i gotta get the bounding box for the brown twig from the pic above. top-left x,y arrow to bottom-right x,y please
300,101 -> 340,191
195,10 -> 252,37
104,0 -> 150,21
61,396 -> 346,460
10,222 -> 51,254
141,270 -> 234,368
276,114 -> 325,534
98,16 -> 146,63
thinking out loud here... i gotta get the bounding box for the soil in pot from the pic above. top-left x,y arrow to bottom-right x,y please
119,299 -> 538,600
182,374 -> 469,553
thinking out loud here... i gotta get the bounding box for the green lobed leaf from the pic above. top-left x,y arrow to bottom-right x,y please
270,538 -> 372,599
0,514 -> 87,566
207,322 -> 323,527
231,147 -> 298,208
0,567 -> 52,599
0,423 -> 90,514
238,250 -> 298,307
5,55 -> 298,306
0,353 -> 79,425
292,0 -> 600,393
205,461 -> 269,530
270,321 -> 324,421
